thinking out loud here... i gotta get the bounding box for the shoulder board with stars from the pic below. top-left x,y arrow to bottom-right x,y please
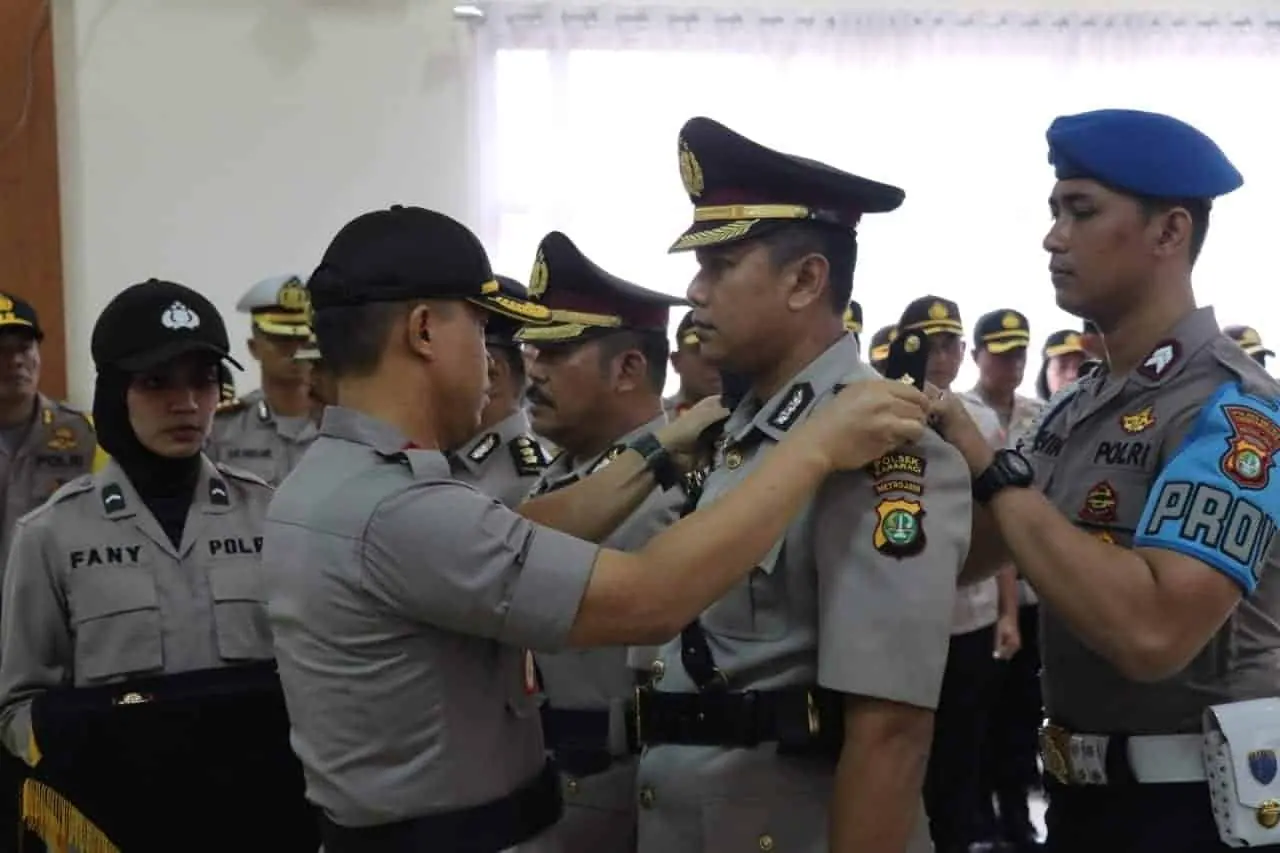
509,435 -> 549,476
216,397 -> 249,415
767,382 -> 816,431
468,433 -> 501,464
588,444 -> 627,475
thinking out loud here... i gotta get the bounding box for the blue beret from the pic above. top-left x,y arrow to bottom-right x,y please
1047,109 -> 1243,200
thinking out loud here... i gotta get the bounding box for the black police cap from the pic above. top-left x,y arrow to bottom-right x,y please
516,231 -> 686,344
0,292 -> 43,340
973,309 -> 1031,354
308,206 -> 550,326
868,325 -> 897,365
670,117 -> 905,253
844,300 -> 864,335
91,279 -> 241,373
898,296 -> 963,337
486,276 -> 533,345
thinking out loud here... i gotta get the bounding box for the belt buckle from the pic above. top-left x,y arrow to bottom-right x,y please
1040,723 -> 1072,785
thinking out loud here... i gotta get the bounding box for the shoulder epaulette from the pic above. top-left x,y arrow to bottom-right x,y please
588,444 -> 627,475
215,397 -> 249,415
212,461 -> 272,489
509,435 -> 549,476
467,433 -> 500,465
40,474 -> 97,510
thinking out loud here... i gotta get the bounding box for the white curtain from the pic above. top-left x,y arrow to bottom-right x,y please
471,6 -> 1280,394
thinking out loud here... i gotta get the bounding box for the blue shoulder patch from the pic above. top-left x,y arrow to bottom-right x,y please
1134,382 -> 1280,594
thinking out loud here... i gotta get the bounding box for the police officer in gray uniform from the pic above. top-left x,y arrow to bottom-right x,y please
451,275 -> 549,508
0,279 -> 309,849
634,118 -> 972,853
939,109 -> 1280,852
517,231 -> 687,852
262,204 -> 935,853
208,274 -> 316,484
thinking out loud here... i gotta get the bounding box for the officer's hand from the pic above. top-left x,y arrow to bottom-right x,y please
655,395 -> 731,462
805,377 -> 929,471
926,387 -> 996,474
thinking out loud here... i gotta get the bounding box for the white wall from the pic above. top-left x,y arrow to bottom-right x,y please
51,0 -> 1232,404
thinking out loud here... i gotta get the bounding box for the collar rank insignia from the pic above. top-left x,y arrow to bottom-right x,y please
589,445 -> 626,475
510,435 -> 548,477
209,478 -> 230,506
767,382 -> 815,431
468,433 -> 500,464
101,483 -> 126,513
257,400 -> 272,423
1137,340 -> 1181,381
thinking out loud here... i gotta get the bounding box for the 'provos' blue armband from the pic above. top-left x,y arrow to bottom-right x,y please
1134,383 -> 1280,594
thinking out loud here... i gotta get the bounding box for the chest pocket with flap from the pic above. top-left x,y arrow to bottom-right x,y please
69,562 -> 163,684
207,558 -> 272,662
700,536 -> 790,641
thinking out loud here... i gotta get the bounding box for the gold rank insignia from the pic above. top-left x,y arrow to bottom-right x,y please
0,296 -> 11,312
1119,405 -> 1156,434
529,250 -> 549,299
678,137 -> 704,198
510,435 -> 548,476
873,498 -> 925,558
467,432 -> 499,464
904,335 -> 920,353
46,426 -> 77,452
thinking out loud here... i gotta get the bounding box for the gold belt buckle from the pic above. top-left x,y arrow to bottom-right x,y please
1040,722 -> 1072,785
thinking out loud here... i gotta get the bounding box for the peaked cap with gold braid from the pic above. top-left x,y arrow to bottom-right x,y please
869,325 -> 897,366
669,117 -> 905,253
898,295 -> 964,338
516,231 -> 686,344
973,309 -> 1031,355
236,274 -> 313,338
1224,324 -> 1275,359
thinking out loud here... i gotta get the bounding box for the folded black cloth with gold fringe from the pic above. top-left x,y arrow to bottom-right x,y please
24,661 -> 317,853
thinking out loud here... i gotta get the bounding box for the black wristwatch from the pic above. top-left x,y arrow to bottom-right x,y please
972,448 -> 1034,505
629,432 -> 681,491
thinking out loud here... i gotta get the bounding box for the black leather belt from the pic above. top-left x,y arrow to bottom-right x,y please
316,760 -> 562,853
634,686 -> 844,757
540,707 -> 639,777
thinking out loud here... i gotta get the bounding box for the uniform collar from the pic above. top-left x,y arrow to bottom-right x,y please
540,412 -> 668,486
726,333 -> 859,445
319,405 -> 450,479
452,410 -> 534,476
1087,306 -> 1220,390
96,454 -> 237,523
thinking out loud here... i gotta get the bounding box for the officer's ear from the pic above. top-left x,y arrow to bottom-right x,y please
782,252 -> 829,314
246,336 -> 262,363
404,302 -> 436,361
1150,204 -> 1194,260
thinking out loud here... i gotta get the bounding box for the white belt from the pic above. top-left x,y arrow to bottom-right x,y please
1041,724 -> 1205,785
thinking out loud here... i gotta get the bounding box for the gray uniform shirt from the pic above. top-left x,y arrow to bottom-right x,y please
262,407 -> 600,829
207,389 -> 317,486
0,395 -> 99,583
636,334 -> 971,853
1019,307 -> 1280,733
449,411 -> 549,509
0,456 -> 274,759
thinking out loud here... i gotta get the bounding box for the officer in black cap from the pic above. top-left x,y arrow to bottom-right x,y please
448,274 -> 550,508
1224,324 -> 1274,368
665,310 -> 723,418
0,279 -> 315,851
897,295 -> 968,391
261,205 -> 885,853
635,117 -> 965,853
1035,329 -> 1089,400
933,108 -> 1280,852
844,299 -> 864,352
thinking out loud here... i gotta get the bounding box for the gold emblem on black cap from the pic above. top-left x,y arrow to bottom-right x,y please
0,296 -> 12,312
1002,312 -> 1020,330
678,137 -> 704,199
928,302 -> 948,321
529,250 -> 549,299
277,279 -> 309,312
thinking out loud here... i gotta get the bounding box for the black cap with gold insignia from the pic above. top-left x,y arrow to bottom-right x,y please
844,300 -> 864,335
669,117 -> 905,253
898,296 -> 963,338
869,325 -> 897,366
973,309 -> 1031,354
1224,325 -> 1274,360
236,275 -> 312,338
675,310 -> 699,349
1043,329 -> 1088,359
515,231 -> 686,344
309,205 -> 551,326
487,276 -> 533,347
0,292 -> 42,340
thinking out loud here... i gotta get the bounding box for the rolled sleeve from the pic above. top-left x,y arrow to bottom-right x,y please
813,433 -> 971,710
362,479 -> 599,651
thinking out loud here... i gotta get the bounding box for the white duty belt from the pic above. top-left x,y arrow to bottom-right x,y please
1040,723 -> 1204,786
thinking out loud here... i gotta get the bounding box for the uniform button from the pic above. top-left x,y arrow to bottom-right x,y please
638,785 -> 656,809
758,834 -> 774,851
566,779 -> 579,795
650,660 -> 665,681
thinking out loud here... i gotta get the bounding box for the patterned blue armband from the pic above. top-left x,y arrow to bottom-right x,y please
1134,383 -> 1280,594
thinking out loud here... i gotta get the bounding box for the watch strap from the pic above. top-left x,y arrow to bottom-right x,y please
628,432 -> 681,491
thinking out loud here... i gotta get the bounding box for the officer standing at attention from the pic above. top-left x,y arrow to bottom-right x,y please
1034,329 -> 1089,401
449,275 -> 549,508
664,311 -> 722,419
261,204 -> 933,853
0,279 -> 312,849
208,274 -> 316,484
517,230 -> 688,852
868,324 -> 897,375
634,118 -> 972,853
936,109 -> 1280,853
1224,325 -> 1274,370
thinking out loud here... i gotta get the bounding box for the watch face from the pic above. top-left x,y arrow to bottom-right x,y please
1005,450 -> 1034,480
